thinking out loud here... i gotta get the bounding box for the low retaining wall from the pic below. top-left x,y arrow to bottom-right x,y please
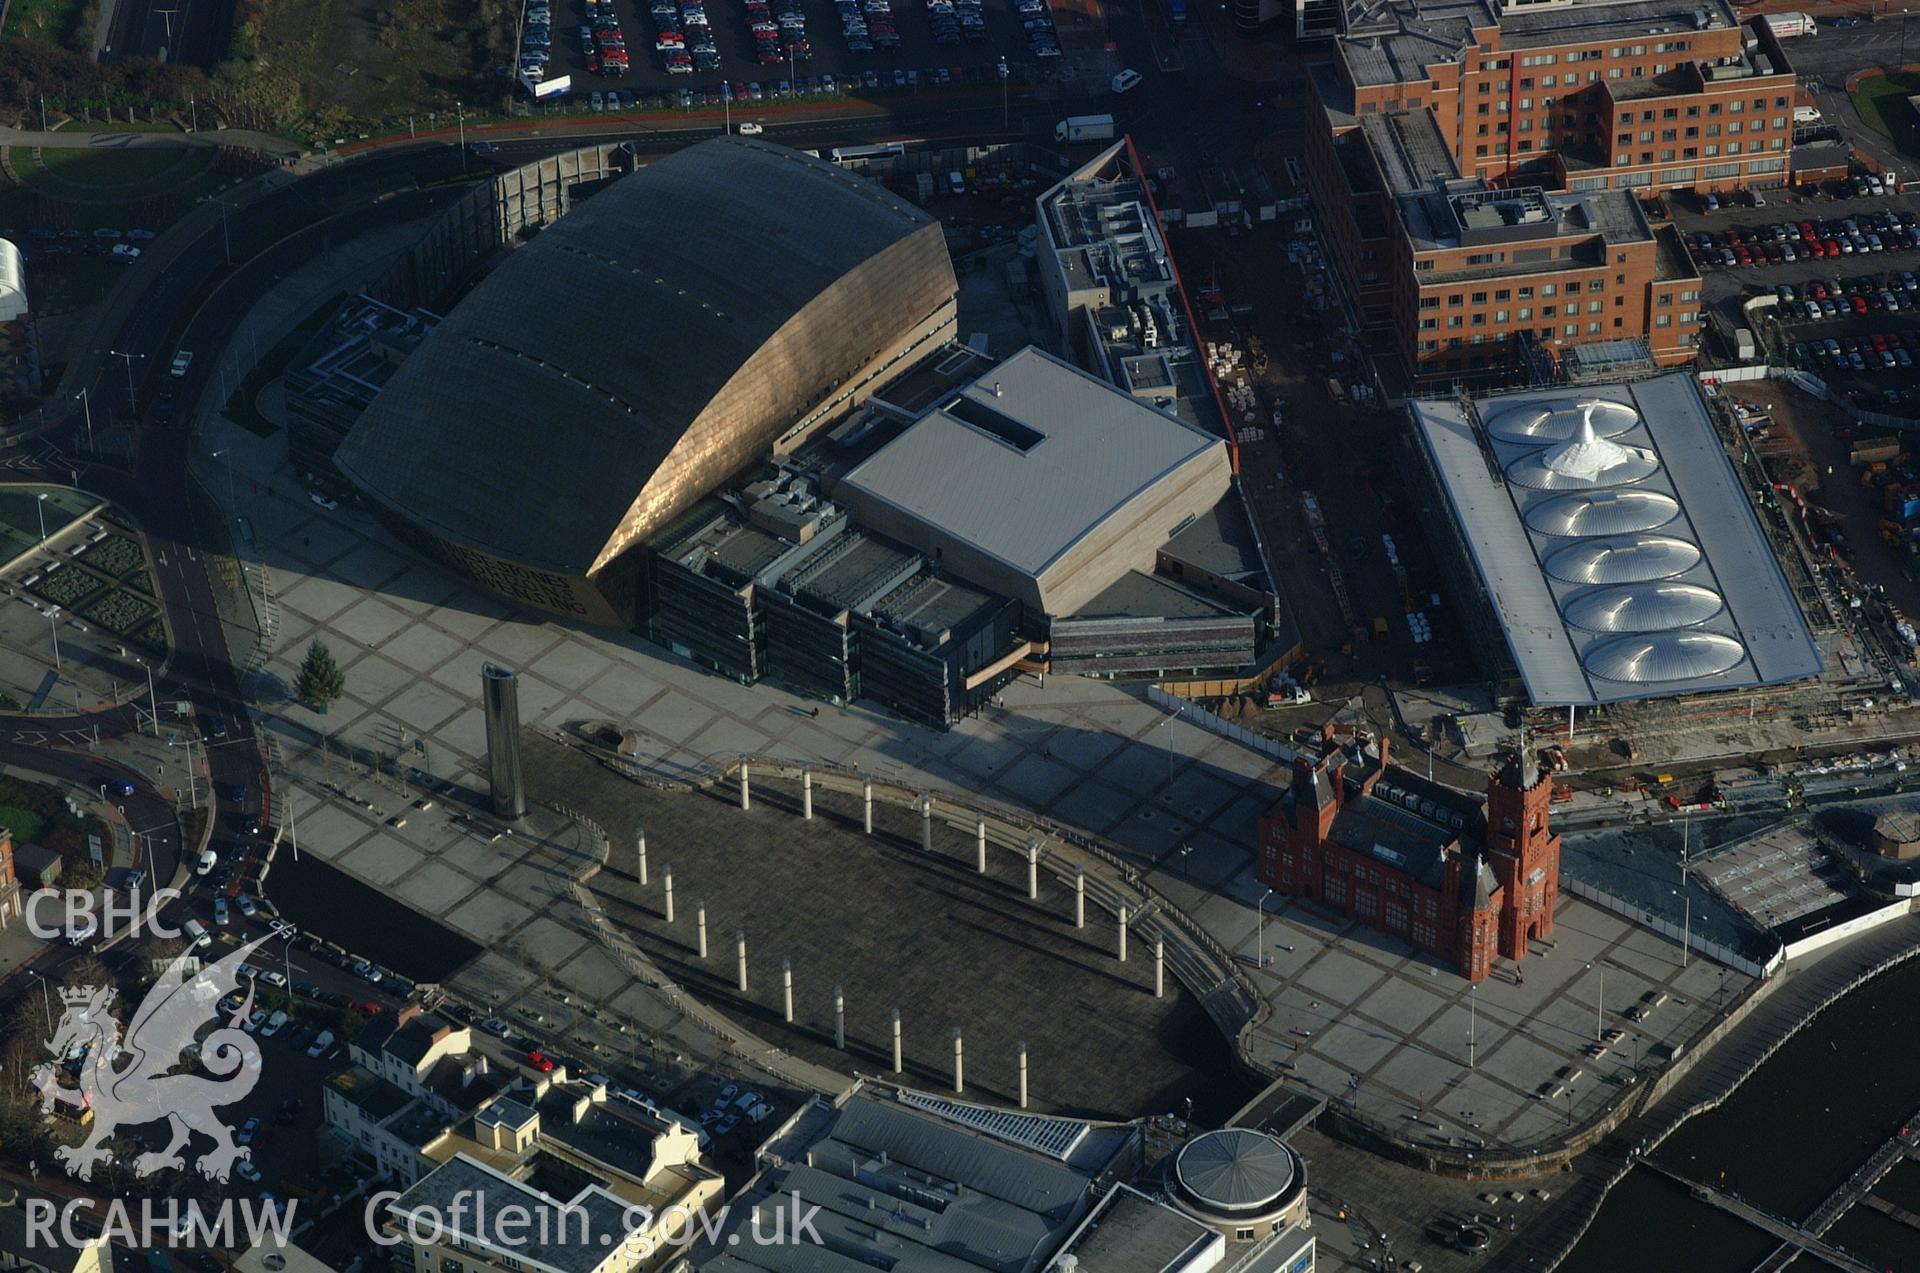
1781,896 -> 1916,961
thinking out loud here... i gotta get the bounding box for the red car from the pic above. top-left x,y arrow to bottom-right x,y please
1853,294 -> 1870,314
526,1050 -> 555,1072
354,1001 -> 381,1018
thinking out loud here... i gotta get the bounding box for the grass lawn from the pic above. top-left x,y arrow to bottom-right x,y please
50,120 -> 187,134
249,0 -> 505,133
29,146 -> 215,197
0,806 -> 49,844
3,146 -> 226,233
1853,71 -> 1920,157
0,0 -> 89,46
45,257 -> 130,311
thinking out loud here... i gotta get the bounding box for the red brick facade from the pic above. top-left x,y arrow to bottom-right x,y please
1257,730 -> 1560,982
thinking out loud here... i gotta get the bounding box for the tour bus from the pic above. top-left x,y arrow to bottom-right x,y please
828,141 -> 906,165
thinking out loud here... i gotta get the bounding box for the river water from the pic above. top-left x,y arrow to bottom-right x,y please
1563,954 -> 1920,1272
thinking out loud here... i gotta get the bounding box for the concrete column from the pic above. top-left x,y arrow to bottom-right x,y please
891,1008 -> 902,1074
1017,1040 -> 1028,1110
1026,835 -> 1039,901
952,1026 -> 964,1094
921,793 -> 933,852
1118,905 -> 1129,963
976,813 -> 988,874
1155,936 -> 1165,999
802,768 -> 813,821
783,959 -> 794,1023
834,984 -> 845,1050
696,898 -> 707,959
1074,867 -> 1085,929
635,825 -> 648,886
739,762 -> 751,811
736,930 -> 748,993
863,778 -> 874,835
663,865 -> 675,924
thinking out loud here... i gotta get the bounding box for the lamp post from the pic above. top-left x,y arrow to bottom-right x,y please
210,449 -> 236,512
107,349 -> 143,410
77,388 -> 94,452
24,970 -> 52,1035
1679,812 -> 1692,967
1468,981 -> 1477,1069
35,491 -> 49,544
46,607 -> 60,671
1586,960 -> 1603,1040
1162,703 -> 1188,782
136,658 -> 157,736
203,194 -> 233,266
997,56 -> 1009,130
457,101 -> 467,174
1256,888 -> 1275,968
287,786 -> 300,861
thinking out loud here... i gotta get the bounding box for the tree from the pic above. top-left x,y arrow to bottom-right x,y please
295,640 -> 346,710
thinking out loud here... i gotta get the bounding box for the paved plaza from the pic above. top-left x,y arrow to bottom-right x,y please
197,413 -> 1756,1155
523,735 -> 1239,1122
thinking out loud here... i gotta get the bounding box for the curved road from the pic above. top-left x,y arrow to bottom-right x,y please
1,108 -> 1048,988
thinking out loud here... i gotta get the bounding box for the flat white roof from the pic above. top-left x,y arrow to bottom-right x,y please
1411,373 -> 1824,706
838,346 -> 1227,583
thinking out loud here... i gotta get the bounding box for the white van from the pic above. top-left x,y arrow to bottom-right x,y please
182,919 -> 210,949
195,849 -> 216,875
947,171 -> 966,196
1793,105 -> 1822,125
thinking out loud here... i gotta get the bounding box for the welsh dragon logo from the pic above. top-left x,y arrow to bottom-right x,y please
30,936 -> 271,1181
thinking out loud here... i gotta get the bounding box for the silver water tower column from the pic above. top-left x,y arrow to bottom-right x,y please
482,663 -> 526,819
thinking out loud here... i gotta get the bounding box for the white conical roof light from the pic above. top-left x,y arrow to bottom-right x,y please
1545,405 -> 1635,482
1506,405 -> 1659,490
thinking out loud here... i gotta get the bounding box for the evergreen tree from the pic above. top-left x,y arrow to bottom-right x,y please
294,639 -> 346,709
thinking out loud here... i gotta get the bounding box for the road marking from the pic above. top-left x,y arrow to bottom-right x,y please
12,731 -> 46,744
60,730 -> 93,745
